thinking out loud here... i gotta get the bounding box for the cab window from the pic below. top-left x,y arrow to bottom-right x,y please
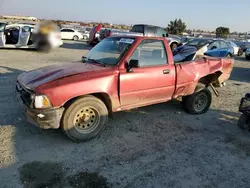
129,39 -> 168,67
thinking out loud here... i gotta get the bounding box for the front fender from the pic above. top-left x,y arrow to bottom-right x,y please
35,72 -> 120,109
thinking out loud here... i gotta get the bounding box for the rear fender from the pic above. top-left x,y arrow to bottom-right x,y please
194,83 -> 206,93
198,71 -> 223,86
191,71 -> 223,95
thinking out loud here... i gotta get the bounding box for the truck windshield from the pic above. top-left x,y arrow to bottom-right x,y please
86,37 -> 135,65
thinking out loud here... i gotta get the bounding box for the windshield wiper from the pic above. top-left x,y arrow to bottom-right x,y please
81,56 -> 107,67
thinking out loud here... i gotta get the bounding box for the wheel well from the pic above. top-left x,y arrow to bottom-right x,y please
198,71 -> 223,86
63,93 -> 113,115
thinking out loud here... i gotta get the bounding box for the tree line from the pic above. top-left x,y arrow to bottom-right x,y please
167,18 -> 232,38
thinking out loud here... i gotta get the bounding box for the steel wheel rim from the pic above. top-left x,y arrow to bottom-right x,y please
73,107 -> 100,133
194,92 -> 208,112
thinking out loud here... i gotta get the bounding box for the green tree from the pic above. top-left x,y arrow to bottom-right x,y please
215,27 -> 230,38
167,19 -> 187,35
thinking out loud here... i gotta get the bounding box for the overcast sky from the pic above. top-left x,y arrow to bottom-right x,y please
0,0 -> 249,32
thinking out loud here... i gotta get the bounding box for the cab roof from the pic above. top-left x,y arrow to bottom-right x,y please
108,35 -> 167,40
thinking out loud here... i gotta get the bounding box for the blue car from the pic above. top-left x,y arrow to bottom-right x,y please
204,39 -> 234,58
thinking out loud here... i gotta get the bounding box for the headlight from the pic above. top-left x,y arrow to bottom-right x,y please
34,95 -> 52,109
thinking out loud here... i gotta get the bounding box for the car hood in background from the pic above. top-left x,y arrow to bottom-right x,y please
88,24 -> 102,43
17,62 -> 110,90
173,45 -> 197,62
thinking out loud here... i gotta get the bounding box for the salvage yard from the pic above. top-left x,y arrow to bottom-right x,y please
0,40 -> 250,188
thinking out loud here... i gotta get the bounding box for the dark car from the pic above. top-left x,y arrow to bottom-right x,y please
237,42 -> 250,52
183,38 -> 214,49
173,45 -> 197,62
173,38 -> 214,59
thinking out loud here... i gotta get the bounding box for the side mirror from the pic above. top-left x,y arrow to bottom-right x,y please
129,59 -> 139,68
81,56 -> 87,63
126,59 -> 139,72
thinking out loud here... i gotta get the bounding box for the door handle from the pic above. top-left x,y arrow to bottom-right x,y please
163,69 -> 170,74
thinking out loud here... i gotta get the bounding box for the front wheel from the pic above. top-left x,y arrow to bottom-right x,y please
182,88 -> 212,114
62,96 -> 108,142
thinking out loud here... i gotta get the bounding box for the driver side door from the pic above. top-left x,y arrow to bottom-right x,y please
119,39 -> 176,109
205,41 -> 220,57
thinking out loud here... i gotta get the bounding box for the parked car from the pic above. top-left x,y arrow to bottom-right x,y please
60,28 -> 83,41
0,22 -> 63,51
204,39 -> 234,58
174,38 -> 234,59
245,48 -> 250,60
16,35 -> 233,141
236,42 -> 250,52
180,36 -> 195,45
173,38 -> 214,60
79,31 -> 89,40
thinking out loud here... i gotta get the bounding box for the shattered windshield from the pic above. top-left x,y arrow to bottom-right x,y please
86,37 -> 135,65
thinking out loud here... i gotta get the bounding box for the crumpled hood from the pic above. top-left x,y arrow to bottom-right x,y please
17,62 -> 108,90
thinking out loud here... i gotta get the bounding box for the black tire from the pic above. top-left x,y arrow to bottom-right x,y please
246,56 -> 250,60
170,42 -> 178,51
73,35 -> 79,41
238,114 -> 248,130
238,49 -> 243,56
62,96 -> 108,142
182,88 -> 212,114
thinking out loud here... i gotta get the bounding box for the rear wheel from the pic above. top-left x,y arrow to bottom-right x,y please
182,88 -> 212,114
62,96 -> 108,142
73,35 -> 79,41
238,114 -> 248,130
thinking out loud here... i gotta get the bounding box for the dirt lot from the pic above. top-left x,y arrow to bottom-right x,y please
0,40 -> 250,188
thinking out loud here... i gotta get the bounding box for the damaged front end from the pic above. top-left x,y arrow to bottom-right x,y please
16,80 -> 64,129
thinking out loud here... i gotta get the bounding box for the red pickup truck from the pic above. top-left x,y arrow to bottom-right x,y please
16,36 -> 233,141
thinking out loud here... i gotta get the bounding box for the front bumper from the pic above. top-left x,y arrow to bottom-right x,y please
16,81 -> 64,129
25,107 -> 64,129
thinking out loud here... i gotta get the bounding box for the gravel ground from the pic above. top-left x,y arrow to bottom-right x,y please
0,40 -> 250,188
